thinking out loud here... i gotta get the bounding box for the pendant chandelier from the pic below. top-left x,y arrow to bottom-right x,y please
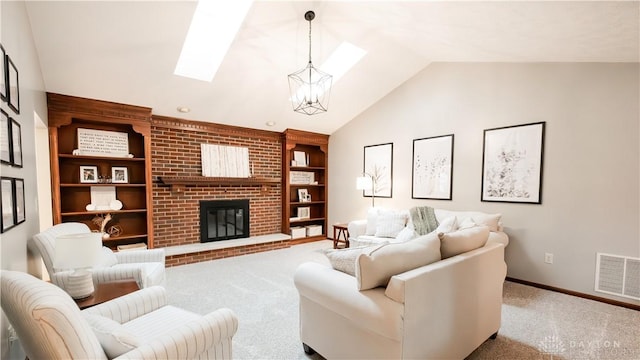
288,10 -> 332,115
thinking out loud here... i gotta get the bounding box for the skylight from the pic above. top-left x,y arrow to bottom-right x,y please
174,0 -> 253,82
321,41 -> 367,83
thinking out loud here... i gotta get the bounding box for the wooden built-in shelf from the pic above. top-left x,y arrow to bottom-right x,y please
58,154 -> 146,162
61,209 -> 147,217
159,176 -> 280,192
60,183 -> 146,188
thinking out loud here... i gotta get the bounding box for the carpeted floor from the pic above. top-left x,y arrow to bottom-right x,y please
165,240 -> 640,360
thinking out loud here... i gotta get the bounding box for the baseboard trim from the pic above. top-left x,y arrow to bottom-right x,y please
505,277 -> 640,311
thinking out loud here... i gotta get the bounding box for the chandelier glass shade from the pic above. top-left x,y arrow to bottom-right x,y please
288,11 -> 332,115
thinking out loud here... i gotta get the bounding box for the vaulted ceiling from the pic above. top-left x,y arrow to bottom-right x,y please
25,1 -> 639,134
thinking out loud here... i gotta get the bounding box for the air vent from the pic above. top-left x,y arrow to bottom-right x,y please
595,253 -> 640,300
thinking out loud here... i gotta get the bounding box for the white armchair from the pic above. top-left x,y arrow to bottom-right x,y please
1,270 -> 238,359
29,222 -> 165,289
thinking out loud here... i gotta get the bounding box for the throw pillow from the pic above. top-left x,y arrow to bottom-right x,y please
356,232 -> 441,290
323,244 -> 387,276
438,225 -> 490,259
435,216 -> 458,233
395,223 -> 417,242
374,209 -> 407,238
94,247 -> 118,268
365,207 -> 380,235
457,217 -> 477,230
83,313 -> 140,359
472,213 -> 502,232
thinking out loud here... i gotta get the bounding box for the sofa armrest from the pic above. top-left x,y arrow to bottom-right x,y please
294,262 -> 403,341
83,286 -> 167,323
347,219 -> 367,240
114,308 -> 238,360
115,249 -> 165,265
487,231 -> 509,247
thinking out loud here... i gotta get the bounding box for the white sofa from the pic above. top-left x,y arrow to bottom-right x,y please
348,207 -> 509,248
294,221 -> 507,359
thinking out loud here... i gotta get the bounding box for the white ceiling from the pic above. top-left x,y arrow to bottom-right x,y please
25,1 -> 639,135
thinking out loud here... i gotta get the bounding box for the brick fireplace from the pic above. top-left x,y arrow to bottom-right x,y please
151,116 -> 287,266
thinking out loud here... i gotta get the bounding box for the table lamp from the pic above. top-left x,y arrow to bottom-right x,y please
54,232 -> 102,299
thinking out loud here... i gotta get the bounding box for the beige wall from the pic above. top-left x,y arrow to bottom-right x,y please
328,62 -> 639,306
1,1 -> 48,358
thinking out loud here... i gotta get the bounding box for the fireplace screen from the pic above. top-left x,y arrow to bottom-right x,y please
199,199 -> 249,242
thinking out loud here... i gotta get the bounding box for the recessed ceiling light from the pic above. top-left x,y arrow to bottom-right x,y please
174,0 -> 253,82
177,106 -> 191,113
266,121 -> 276,127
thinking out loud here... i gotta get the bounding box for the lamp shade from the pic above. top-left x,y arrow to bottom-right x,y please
356,176 -> 373,191
54,232 -> 102,270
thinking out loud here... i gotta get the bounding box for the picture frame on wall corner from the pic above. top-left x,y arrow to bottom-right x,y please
0,109 -> 10,164
363,142 -> 393,198
7,55 -> 19,114
10,118 -> 22,167
412,134 -> 454,200
481,121 -> 545,204
1,177 -> 15,233
0,44 -> 7,102
14,178 -> 25,225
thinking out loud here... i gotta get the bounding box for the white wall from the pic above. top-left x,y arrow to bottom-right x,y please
1,1 -> 48,358
329,62 -> 639,306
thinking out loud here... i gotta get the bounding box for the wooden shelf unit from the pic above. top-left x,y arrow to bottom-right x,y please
282,129 -> 329,241
47,93 -> 154,249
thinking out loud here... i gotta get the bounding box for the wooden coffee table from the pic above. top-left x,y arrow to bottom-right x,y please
75,280 -> 139,310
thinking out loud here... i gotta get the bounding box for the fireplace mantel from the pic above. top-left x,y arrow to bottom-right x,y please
159,176 -> 280,193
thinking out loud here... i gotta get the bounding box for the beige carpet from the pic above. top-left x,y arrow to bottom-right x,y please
165,240 -> 640,360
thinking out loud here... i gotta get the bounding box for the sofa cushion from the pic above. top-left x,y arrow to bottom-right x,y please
438,225 -> 490,259
365,208 -> 380,235
323,243 -> 387,276
394,223 -> 417,242
94,247 -> 118,268
472,213 -> 502,232
435,216 -> 458,233
83,313 -> 140,359
375,209 -> 407,238
356,232 -> 441,290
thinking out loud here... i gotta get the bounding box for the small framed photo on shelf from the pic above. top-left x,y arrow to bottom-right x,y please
80,166 -> 98,183
297,206 -> 311,219
111,166 -> 128,183
298,188 -> 309,202
7,55 -> 19,114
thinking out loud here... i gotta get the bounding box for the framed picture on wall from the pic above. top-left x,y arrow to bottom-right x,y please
412,134 -> 454,200
7,55 -> 19,114
481,122 -> 545,204
0,109 -> 10,164
14,178 -> 24,224
1,177 -> 15,233
10,118 -> 22,167
363,142 -> 393,198
0,44 -> 6,102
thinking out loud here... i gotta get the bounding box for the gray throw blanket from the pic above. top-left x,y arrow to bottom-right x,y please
410,206 -> 439,235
